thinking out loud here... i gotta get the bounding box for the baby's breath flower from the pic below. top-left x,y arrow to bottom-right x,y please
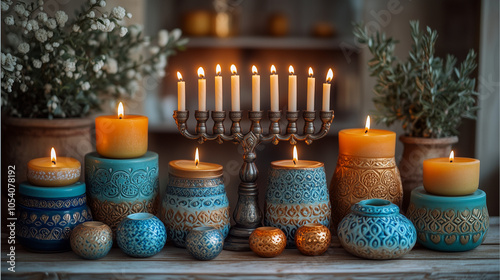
41,53 -> 49,63
126,12 -> 132,19
82,81 -> 90,90
87,11 -> 95,18
158,30 -> 168,47
55,11 -> 68,27
112,6 -> 126,20
4,15 -> 14,26
45,18 -> 57,29
99,1 -> 106,7
14,3 -> 25,16
72,24 -> 80,32
33,59 -> 42,69
119,27 -> 127,37
35,29 -> 48,42
37,12 -> 48,22
17,42 -> 30,54
1,1 -> 9,11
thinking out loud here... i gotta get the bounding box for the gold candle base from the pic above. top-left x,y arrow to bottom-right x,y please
329,154 -> 403,233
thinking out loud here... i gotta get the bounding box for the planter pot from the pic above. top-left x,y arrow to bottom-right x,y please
398,136 -> 458,212
116,213 -> 167,258
406,186 -> 489,252
16,181 -> 93,252
1,117 -> 93,184
337,199 -> 416,259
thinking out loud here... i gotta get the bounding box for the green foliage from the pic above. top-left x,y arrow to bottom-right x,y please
353,21 -> 478,138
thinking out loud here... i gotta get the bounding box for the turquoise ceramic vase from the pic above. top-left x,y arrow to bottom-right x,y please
407,186 -> 489,252
264,161 -> 331,248
337,199 -> 416,259
186,227 -> 224,261
16,181 -> 93,252
116,213 -> 166,257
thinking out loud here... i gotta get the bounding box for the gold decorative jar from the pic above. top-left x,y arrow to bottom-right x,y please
249,227 -> 286,258
295,223 -> 331,256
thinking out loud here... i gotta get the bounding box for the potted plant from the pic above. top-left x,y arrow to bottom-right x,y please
1,0 -> 187,182
353,21 -> 478,210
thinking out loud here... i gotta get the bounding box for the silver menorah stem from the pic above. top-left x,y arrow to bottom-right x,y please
173,109 -> 334,251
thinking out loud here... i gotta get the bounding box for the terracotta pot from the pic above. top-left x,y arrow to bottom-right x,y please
398,136 -> 458,212
2,117 -> 93,184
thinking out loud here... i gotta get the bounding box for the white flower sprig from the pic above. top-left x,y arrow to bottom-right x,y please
1,0 -> 187,118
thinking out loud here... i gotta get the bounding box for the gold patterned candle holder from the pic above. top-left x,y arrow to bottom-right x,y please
329,154 -> 403,233
295,223 -> 331,256
249,227 -> 287,258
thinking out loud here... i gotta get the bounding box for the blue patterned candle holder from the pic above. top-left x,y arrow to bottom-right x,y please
16,181 -> 93,252
186,226 -> 224,260
407,186 -> 489,252
264,160 -> 331,248
85,151 -> 159,235
116,213 -> 166,257
337,199 -> 416,259
161,160 -> 230,248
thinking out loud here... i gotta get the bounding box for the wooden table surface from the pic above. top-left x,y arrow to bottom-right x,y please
2,217 -> 499,280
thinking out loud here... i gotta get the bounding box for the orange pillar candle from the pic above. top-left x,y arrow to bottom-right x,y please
27,147 -> 81,187
423,151 -> 480,196
95,102 -> 148,159
338,116 -> 396,158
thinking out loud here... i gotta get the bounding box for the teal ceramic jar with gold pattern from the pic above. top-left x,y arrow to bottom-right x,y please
407,186 -> 489,252
16,181 -> 93,252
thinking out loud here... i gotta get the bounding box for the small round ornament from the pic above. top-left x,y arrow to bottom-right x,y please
186,227 -> 224,261
70,221 -> 113,260
249,227 -> 286,258
116,213 -> 166,258
295,223 -> 331,256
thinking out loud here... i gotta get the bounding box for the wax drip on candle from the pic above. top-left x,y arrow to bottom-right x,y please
293,146 -> 298,165
51,147 -> 57,165
118,102 -> 124,119
449,150 -> 454,163
195,147 -> 200,168
365,116 -> 370,134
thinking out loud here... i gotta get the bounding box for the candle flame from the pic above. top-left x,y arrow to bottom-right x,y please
449,150 -> 454,163
326,68 -> 333,83
365,116 -> 370,134
198,67 -> 205,78
271,65 -> 276,74
289,65 -> 294,75
118,102 -> 124,119
177,71 -> 183,81
252,65 -> 258,75
51,147 -> 57,165
293,146 -> 298,165
195,148 -> 199,167
308,67 -> 313,77
216,64 -> 221,75
230,64 -> 237,75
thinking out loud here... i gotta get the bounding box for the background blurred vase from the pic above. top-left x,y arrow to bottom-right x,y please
407,186 -> 489,252
16,181 -> 92,252
337,199 -> 416,259
398,136 -> 458,211
116,213 -> 166,258
264,162 -> 330,248
161,165 -> 230,248
70,221 -> 113,260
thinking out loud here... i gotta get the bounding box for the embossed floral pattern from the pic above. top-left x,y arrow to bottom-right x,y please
27,168 -> 80,183
337,199 -> 416,259
330,154 -> 403,232
265,166 -> 330,248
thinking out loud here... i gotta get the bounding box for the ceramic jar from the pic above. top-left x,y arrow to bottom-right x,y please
249,227 -> 287,258
407,186 -> 489,252
295,223 -> 331,256
85,151 -> 159,235
186,227 -> 224,261
70,221 -> 113,259
16,181 -> 93,252
161,161 -> 230,247
264,161 -> 330,248
116,213 -> 166,257
338,199 -> 416,259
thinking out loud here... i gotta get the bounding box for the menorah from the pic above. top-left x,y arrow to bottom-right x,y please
173,108 -> 334,250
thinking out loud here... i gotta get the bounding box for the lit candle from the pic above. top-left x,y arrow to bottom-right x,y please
252,65 -> 260,111
338,116 -> 396,158
270,65 -> 279,111
423,151 -> 480,196
271,145 -> 324,169
322,69 -> 333,111
95,102 -> 148,158
307,67 -> 315,111
27,147 -> 81,187
177,72 -> 185,111
169,148 -> 223,178
215,64 -> 223,111
231,64 -> 240,111
288,65 -> 297,112
198,67 -> 206,111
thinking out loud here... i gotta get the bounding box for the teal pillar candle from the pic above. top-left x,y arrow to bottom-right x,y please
264,160 -> 331,248
16,181 -> 93,252
407,186 -> 489,252
85,151 -> 159,234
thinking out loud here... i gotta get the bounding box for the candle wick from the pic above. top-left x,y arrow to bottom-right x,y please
119,116 -> 123,119
293,159 -> 297,165
450,159 -> 453,163
52,160 -> 56,165
364,129 -> 368,134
